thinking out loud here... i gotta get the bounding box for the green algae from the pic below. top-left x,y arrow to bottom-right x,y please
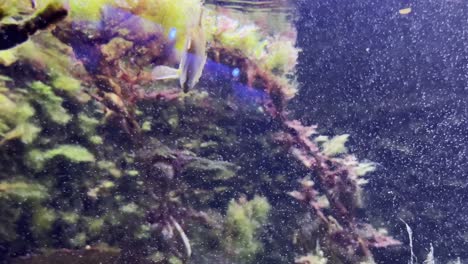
223,196 -> 271,262
0,181 -> 49,243
0,92 -> 41,144
90,135 -> 103,144
68,0 -> 203,50
45,145 -> 94,162
183,158 -> 237,181
0,49 -> 17,66
97,160 -> 122,178
29,81 -> 71,124
78,114 -> 100,134
84,217 -> 105,237
0,204 -> 21,242
69,0 -> 113,21
52,75 -> 81,92
27,145 -> 95,171
262,38 -> 298,76
61,211 -> 79,224
32,207 -> 57,239
69,232 -> 87,247
0,181 -> 48,201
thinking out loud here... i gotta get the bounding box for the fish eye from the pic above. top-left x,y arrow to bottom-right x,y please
168,28 -> 177,41
232,68 -> 240,77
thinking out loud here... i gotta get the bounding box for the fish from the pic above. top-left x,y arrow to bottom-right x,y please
151,2 -> 207,93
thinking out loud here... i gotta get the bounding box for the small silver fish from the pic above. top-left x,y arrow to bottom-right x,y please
152,3 -> 207,93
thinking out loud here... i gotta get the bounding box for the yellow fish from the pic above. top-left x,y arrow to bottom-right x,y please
152,2 -> 207,93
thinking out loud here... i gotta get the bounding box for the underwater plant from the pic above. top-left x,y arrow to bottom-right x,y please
222,196 -> 271,262
0,0 -> 402,263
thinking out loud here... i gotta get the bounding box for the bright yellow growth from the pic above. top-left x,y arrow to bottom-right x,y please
69,0 -> 113,21
130,0 -> 202,48
68,0 -> 203,50
0,0 -> 36,19
262,38 -> 299,76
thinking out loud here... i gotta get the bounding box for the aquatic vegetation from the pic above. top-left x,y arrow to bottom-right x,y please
212,20 -> 266,59
0,181 -> 48,201
29,81 -> 71,124
69,0 -> 113,21
295,245 -> 328,264
261,37 -> 298,76
320,134 -> 350,156
68,0 -> 202,50
208,11 -> 298,79
26,145 -> 95,171
31,207 -> 56,243
223,196 -> 271,262
0,0 -> 402,263
52,75 -> 81,92
0,93 -> 40,144
0,180 -> 48,245
78,113 -> 103,144
0,49 -> 17,66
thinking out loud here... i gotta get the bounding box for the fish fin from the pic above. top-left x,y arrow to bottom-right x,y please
198,4 -> 204,27
178,38 -> 190,89
185,53 -> 207,92
151,65 -> 180,80
179,36 -> 191,73
182,82 -> 190,93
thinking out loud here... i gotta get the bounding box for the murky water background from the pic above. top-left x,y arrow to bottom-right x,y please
1,0 -> 467,263
294,0 -> 468,262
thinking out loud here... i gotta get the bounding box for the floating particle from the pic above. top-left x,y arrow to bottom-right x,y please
399,7 -> 412,15
168,28 -> 177,41
232,68 -> 240,77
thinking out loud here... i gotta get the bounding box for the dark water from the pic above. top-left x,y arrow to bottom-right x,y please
294,0 -> 468,262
